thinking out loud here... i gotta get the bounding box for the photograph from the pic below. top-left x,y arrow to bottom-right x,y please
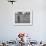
0,0 -> 46,46
15,11 -> 32,26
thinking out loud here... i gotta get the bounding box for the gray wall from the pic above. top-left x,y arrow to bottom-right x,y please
0,0 -> 46,41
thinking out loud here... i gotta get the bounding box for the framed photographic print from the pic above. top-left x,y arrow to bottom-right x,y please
15,10 -> 33,26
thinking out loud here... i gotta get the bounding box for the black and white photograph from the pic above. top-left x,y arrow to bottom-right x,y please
15,11 -> 32,26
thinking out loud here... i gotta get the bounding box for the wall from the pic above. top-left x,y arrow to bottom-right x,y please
0,0 -> 46,41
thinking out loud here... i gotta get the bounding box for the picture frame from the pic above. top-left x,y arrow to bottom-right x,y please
14,10 -> 33,26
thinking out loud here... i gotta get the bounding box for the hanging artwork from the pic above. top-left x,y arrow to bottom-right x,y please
15,10 -> 33,26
